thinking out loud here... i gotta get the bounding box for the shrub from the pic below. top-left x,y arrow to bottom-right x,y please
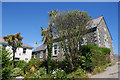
51,69 -> 66,79
22,58 -> 43,74
2,67 -> 11,80
24,67 -> 50,78
1,47 -> 12,80
81,44 -> 111,72
15,60 -> 26,69
67,67 -> 88,78
11,67 -> 21,77
42,60 -> 69,74
92,65 -> 107,75
34,67 -> 47,78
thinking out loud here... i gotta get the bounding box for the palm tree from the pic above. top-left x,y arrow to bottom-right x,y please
3,33 -> 23,68
41,26 -> 53,74
40,10 -> 58,74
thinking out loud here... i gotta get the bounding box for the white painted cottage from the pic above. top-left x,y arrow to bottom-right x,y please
0,36 -> 33,62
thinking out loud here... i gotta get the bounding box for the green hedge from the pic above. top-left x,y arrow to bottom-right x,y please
81,44 -> 111,72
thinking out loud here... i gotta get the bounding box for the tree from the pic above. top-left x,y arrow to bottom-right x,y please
41,27 -> 53,74
40,10 -> 58,74
50,10 -> 92,71
1,47 -> 12,80
3,33 -> 23,68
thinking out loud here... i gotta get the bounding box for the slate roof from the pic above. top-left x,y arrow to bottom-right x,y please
33,44 -> 47,52
0,36 -> 33,49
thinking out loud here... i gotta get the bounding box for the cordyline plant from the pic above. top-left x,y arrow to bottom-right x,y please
50,10 -> 92,71
40,10 -> 57,74
3,33 -> 23,68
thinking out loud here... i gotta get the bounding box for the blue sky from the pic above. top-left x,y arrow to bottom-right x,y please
2,2 -> 118,54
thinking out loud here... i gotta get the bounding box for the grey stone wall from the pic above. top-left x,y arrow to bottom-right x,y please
35,50 -> 46,61
86,28 -> 98,46
96,18 -> 114,60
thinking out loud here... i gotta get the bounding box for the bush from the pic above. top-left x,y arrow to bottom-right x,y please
1,47 -> 12,80
2,67 -> 11,80
51,69 -> 66,79
42,59 -> 74,74
81,44 -> 111,72
92,65 -> 107,75
22,58 -> 43,75
67,67 -> 88,78
34,67 -> 47,78
11,67 -> 21,77
15,60 -> 26,69
24,67 -> 50,78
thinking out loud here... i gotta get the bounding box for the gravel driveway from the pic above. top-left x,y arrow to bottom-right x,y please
90,62 -> 119,78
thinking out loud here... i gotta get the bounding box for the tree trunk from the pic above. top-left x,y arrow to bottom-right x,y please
12,47 -> 16,68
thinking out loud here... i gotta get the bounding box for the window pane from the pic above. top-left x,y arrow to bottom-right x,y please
23,48 -> 26,53
15,58 -> 19,61
54,50 -> 57,54
25,58 -> 28,62
54,45 -> 57,49
34,53 -> 37,59
40,51 -> 43,58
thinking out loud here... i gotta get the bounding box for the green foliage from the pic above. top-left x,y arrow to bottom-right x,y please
41,24 -> 53,74
42,59 -> 73,74
3,33 -> 23,68
1,47 -> 12,80
22,58 -> 43,75
51,69 -> 66,79
2,67 -> 11,80
50,9 -> 92,71
15,60 -> 26,69
101,47 -> 111,54
11,67 -> 21,78
92,65 -> 107,75
80,44 -> 111,72
67,67 -> 88,78
24,67 -> 50,78
34,67 -> 47,78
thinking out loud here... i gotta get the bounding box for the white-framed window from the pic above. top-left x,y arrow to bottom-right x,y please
34,53 -> 37,59
19,53 -> 21,56
15,58 -> 20,61
53,44 -> 58,56
40,51 -> 43,59
25,58 -> 28,62
23,48 -> 26,54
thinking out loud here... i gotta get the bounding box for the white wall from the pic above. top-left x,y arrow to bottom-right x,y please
5,46 -> 32,62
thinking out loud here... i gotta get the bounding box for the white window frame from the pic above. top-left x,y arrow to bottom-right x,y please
34,53 -> 37,59
40,51 -> 43,59
53,43 -> 58,56
15,58 -> 20,61
23,48 -> 26,54
25,58 -> 28,62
